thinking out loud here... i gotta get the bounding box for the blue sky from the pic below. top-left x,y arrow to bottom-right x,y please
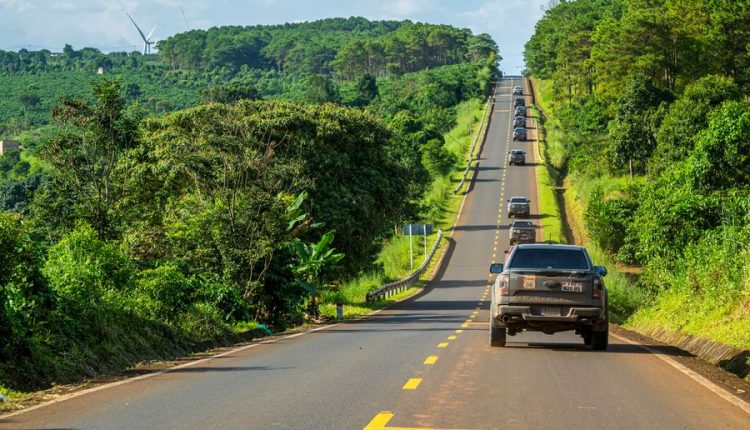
0,0 -> 549,73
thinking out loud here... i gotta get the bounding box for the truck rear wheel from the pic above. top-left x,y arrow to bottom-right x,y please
591,328 -> 608,351
490,323 -> 506,347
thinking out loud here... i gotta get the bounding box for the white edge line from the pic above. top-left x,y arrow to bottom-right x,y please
611,332 -> 750,415
2,88 -> 498,424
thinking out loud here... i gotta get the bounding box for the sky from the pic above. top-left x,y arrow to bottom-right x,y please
0,0 -> 550,73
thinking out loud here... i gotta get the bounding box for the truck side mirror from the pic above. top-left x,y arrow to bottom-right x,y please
489,263 -> 504,274
594,266 -> 608,277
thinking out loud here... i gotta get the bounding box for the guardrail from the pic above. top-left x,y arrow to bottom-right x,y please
365,229 -> 444,302
453,93 -> 494,194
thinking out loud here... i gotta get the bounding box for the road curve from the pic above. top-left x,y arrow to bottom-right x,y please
2,77 -> 749,430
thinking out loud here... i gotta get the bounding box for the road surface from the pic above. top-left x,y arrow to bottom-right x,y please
3,77 -> 748,430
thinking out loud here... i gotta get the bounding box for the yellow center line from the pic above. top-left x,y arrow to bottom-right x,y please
364,412 -> 395,430
438,342 -> 449,348
447,335 -> 457,340
455,329 -> 464,333
424,355 -> 438,365
461,323 -> 469,328
364,412 -> 489,429
402,378 -> 422,390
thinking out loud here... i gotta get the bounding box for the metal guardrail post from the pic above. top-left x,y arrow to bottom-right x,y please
365,229 -> 444,302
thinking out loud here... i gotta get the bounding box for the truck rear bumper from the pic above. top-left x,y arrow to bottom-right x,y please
496,305 -> 603,324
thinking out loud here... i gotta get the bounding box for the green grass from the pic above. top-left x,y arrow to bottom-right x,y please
320,98 -> 489,320
528,80 -> 566,244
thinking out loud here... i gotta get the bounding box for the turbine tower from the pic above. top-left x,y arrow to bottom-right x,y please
127,13 -> 157,55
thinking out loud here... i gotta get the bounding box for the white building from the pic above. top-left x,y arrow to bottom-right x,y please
0,140 -> 21,155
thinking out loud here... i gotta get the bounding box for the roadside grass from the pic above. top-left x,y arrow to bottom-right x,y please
320,98 -> 489,320
529,104 -> 566,244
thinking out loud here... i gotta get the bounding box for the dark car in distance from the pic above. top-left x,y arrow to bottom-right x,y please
508,149 -> 526,165
513,127 -> 527,141
514,97 -> 525,107
513,115 -> 526,128
489,244 -> 609,350
508,220 -> 535,245
507,196 -> 530,218
514,106 -> 526,117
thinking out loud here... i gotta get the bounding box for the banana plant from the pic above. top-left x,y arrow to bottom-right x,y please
291,230 -> 344,317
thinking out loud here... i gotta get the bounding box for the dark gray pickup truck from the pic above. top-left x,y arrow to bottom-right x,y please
509,220 -> 535,245
489,244 -> 609,350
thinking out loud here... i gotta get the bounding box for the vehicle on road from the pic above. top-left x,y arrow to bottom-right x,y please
506,197 -> 530,218
513,127 -> 527,141
512,86 -> 523,95
508,149 -> 526,165
514,97 -> 525,107
489,244 -> 609,350
513,115 -> 525,128
514,106 -> 526,117
508,219 -> 535,244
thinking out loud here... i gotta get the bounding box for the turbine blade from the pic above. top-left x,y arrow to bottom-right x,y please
126,13 -> 148,42
146,24 -> 158,41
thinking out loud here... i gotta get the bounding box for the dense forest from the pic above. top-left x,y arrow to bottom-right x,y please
0,18 -> 499,390
524,0 -> 750,348
0,17 -> 497,136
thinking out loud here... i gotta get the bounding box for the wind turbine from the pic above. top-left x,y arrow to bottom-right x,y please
127,13 -> 157,55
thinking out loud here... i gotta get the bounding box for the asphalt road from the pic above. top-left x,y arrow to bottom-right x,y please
3,77 -> 749,430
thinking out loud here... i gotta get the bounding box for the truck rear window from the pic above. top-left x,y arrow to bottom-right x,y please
508,248 -> 589,270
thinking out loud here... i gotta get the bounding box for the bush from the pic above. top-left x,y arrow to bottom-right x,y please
44,224 -> 133,319
585,185 -> 639,255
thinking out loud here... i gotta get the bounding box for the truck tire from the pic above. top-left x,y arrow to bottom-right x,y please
582,330 -> 592,346
591,328 -> 608,351
490,323 -> 506,347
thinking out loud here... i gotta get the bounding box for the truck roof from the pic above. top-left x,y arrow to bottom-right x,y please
513,243 -> 586,251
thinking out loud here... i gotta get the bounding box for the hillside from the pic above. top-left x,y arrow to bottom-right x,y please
0,17 -> 499,391
524,0 -> 750,351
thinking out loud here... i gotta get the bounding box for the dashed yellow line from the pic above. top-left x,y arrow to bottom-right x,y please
447,335 -> 457,340
424,355 -> 438,365
455,329 -> 464,333
364,412 -> 395,429
402,378 -> 422,390
438,342 -> 449,348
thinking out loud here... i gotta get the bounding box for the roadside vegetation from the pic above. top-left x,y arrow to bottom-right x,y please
0,18 -> 500,394
320,98 -> 488,319
525,0 -> 750,350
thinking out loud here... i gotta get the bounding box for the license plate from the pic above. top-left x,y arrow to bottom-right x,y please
523,275 -> 536,289
541,306 -> 560,316
561,282 -> 583,293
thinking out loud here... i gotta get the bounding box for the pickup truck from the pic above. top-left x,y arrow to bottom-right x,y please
508,220 -> 535,244
489,244 -> 609,350
506,197 -> 531,218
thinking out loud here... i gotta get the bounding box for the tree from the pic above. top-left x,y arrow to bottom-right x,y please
651,75 -> 741,173
354,74 -> 378,106
421,138 -> 456,178
609,76 -> 672,176
42,78 -> 140,239
689,101 -> 750,192
201,83 -> 260,104
302,74 -> 339,104
18,93 -> 41,110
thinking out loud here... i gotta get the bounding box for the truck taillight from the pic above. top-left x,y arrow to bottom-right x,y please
592,277 -> 603,299
499,275 -> 510,297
